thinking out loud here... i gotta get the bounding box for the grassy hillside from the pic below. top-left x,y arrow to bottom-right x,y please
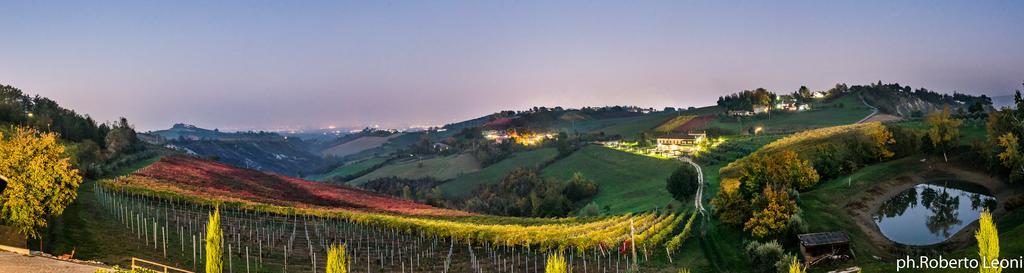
347,153 -> 481,185
321,134 -> 402,157
706,93 -> 873,134
541,145 -> 682,214
551,111 -> 674,138
549,107 -> 721,139
306,156 -> 388,181
888,118 -> 988,144
441,148 -> 560,198
717,122 -> 886,189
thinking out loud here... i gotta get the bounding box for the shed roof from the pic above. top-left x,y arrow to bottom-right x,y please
798,232 -> 850,247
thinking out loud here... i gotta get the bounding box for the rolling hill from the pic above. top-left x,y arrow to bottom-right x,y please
541,145 -> 683,214
143,124 -> 326,176
320,133 -> 404,158
108,155 -> 469,216
440,148 -> 560,198
346,153 -> 482,185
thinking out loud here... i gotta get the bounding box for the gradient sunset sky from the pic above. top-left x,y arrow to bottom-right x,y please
1,1 -> 1022,131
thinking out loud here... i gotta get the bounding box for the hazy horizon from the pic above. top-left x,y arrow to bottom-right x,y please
2,1 -> 1022,131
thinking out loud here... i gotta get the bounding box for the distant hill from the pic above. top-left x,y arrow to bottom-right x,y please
142,124 -> 326,176
992,94 -> 1017,109
857,83 -> 992,117
146,123 -> 284,142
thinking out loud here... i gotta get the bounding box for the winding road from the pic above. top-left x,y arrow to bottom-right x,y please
856,93 -> 879,124
679,157 -> 706,217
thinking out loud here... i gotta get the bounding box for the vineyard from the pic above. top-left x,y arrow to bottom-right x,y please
654,116 -> 696,133
97,156 -> 700,272
655,115 -> 716,134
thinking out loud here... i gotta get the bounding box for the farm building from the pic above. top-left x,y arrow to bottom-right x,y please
776,101 -> 811,111
797,231 -> 853,268
655,132 -> 707,155
727,105 -> 770,117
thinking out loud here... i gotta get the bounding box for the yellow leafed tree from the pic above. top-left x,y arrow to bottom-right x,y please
0,127 -> 82,245
545,252 -> 568,273
976,211 -> 1000,273
326,243 -> 347,273
206,208 -> 223,273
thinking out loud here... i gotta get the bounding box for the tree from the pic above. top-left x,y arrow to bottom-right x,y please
206,208 -> 223,273
926,106 -> 962,162
545,252 -> 567,273
0,127 -> 82,247
666,164 -> 699,202
564,172 -> 598,201
326,243 -> 348,273
711,188 -> 751,225
744,187 -> 798,238
976,211 -> 1000,273
866,125 -> 896,161
795,86 -> 813,103
741,150 -> 819,194
105,117 -> 141,156
997,133 -> 1024,183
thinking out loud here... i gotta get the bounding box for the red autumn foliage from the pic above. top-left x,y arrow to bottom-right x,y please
120,156 -> 472,217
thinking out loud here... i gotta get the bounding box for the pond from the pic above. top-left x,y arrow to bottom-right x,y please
874,181 -> 997,246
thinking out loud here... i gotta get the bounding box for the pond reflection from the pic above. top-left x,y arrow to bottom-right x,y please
873,182 -> 996,246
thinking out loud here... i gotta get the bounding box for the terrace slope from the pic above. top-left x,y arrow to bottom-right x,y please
113,155 -> 470,216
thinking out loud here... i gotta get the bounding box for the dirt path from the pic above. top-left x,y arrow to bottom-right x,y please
0,251 -> 107,273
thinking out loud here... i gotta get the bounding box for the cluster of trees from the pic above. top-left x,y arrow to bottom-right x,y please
1,85 -> 109,144
713,125 -> 912,237
983,88 -> 1024,183
360,176 -> 446,207
463,169 -> 598,217
716,88 -> 777,111
1,85 -> 144,178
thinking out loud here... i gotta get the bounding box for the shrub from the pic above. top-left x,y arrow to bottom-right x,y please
745,240 -> 786,273
206,208 -> 223,273
545,252 -> 568,273
326,243 -> 348,273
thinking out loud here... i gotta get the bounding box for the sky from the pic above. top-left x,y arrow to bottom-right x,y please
1,1 -> 1022,131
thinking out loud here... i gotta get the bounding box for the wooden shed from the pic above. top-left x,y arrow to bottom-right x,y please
798,231 -> 853,267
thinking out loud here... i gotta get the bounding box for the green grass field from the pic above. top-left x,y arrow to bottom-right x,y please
888,118 -> 989,144
440,148 -> 559,198
307,157 -> 388,181
707,94 -> 873,134
347,153 -> 481,185
40,154 -> 170,267
540,145 -> 682,214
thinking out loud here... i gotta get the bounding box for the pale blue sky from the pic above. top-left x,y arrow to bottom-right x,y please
1,1 -> 1022,131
